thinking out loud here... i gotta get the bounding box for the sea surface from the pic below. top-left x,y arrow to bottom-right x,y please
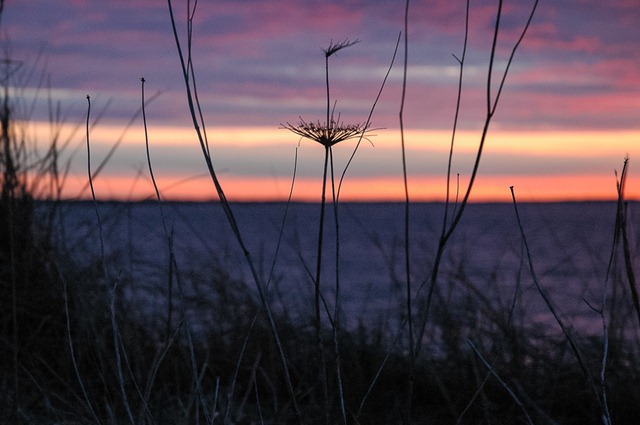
47,201 -> 638,340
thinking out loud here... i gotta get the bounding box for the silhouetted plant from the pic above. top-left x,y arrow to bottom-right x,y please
0,45 -> 72,425
282,38 -> 377,425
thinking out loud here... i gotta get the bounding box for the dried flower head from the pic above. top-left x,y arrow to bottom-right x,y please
322,38 -> 360,58
281,116 -> 371,147
282,38 -> 370,148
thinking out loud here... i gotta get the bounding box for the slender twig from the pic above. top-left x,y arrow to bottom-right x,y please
60,265 -> 101,424
211,376 -> 221,425
140,77 -> 174,340
457,237 -> 526,424
415,0 -> 539,360
283,38 -> 365,424
109,280 -> 136,425
322,39 -> 360,129
510,186 -> 605,417
316,144 -> 330,424
77,91 -> 162,197
141,76 -> 213,423
445,0 -> 539,241
325,39 -> 401,416
141,320 -> 183,423
337,31 -> 401,197
140,76 -> 178,422
467,339 -> 534,425
86,95 -> 137,425
166,1 -> 301,421
398,1 -> 414,422
329,146 -> 347,425
225,147 -> 299,423
443,0 -> 469,234
356,317 -> 407,419
616,159 -> 640,328
186,0 -> 211,157
588,159 -> 632,425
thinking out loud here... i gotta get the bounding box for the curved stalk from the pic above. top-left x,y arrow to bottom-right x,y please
314,145 -> 330,424
399,0 -> 414,421
166,1 -> 301,421
414,0 -> 539,359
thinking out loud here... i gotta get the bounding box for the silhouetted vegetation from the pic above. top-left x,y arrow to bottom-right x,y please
2,1 -> 640,424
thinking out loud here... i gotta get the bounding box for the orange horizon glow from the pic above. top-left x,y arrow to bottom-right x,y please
29,122 -> 640,203
53,173 -> 638,203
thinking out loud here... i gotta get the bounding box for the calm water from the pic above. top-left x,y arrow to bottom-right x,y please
48,201 -> 637,338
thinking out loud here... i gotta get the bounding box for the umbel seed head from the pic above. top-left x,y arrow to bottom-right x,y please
281,117 -> 370,147
322,38 -> 360,58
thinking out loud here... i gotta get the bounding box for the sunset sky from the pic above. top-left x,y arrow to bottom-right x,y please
3,0 -> 639,202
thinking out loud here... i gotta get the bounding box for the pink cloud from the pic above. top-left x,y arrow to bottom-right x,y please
511,59 -> 640,89
523,25 -> 605,54
496,89 -> 640,130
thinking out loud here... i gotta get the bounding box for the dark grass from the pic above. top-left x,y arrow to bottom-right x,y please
2,203 -> 640,424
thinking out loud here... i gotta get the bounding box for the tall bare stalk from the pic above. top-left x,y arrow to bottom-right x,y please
511,186 -> 609,422
140,77 -> 202,424
414,0 -> 539,358
397,0 -> 415,420
283,38 -> 364,424
614,159 -> 640,329
225,149 -> 299,423
588,158 -> 632,425
59,264 -> 101,424
467,339 -> 534,424
165,1 -> 301,421
85,95 -> 137,424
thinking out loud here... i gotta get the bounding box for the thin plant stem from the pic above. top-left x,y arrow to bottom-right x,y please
586,159 -> 631,425
315,144 -> 330,425
415,0 -> 539,359
109,280 -> 136,425
337,31 -> 401,198
78,91 -> 161,197
86,95 -> 138,424
309,40 -> 362,423
212,377 -> 221,425
399,0 -> 414,421
328,39 -> 400,419
140,76 -> 178,423
443,0 -> 469,232
467,339 -> 534,425
84,96 -> 105,267
325,53 -> 331,134
166,2 -> 301,422
315,147 -> 329,323
60,266 -> 101,424
253,376 -> 264,425
86,95 -> 137,425
510,186 -> 606,418
615,159 -> 640,328
186,0 -> 211,157
225,147 -> 299,423
140,77 -> 213,424
329,146 -> 347,425
141,78 -> 175,342
456,242 -> 526,424
621,202 -> 640,327
444,0 -> 538,243
300,36 -> 398,421
141,321 -> 183,423
356,306 -> 413,419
